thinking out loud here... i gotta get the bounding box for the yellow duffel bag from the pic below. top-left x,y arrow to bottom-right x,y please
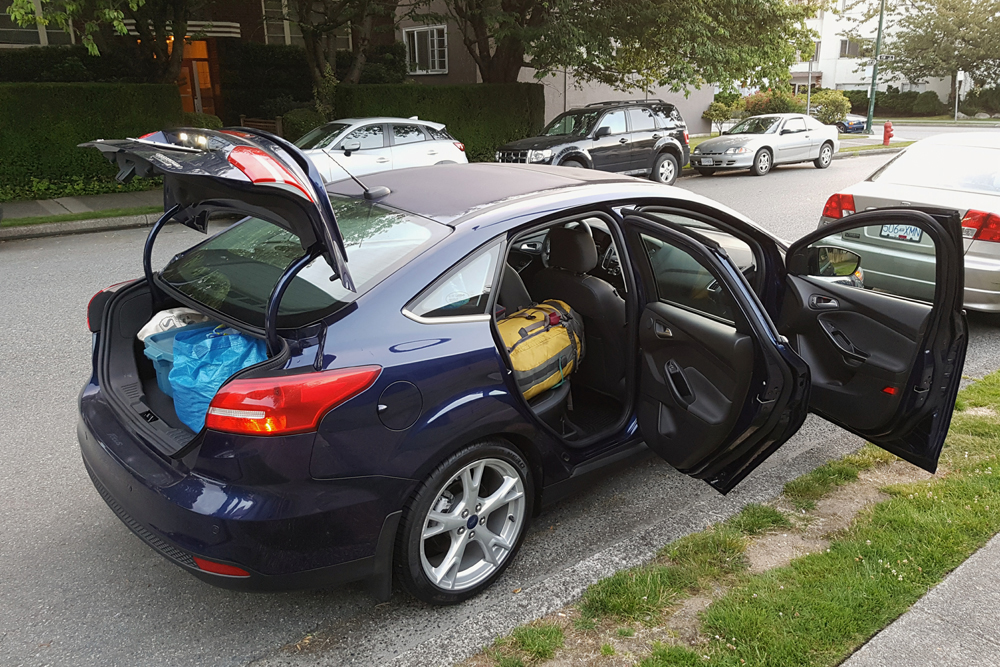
497,300 -> 584,401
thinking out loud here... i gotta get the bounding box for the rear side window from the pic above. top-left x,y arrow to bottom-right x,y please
407,243 -> 502,319
652,105 -> 682,128
392,124 -> 427,145
627,107 -> 657,132
426,126 -> 453,140
160,197 -> 448,328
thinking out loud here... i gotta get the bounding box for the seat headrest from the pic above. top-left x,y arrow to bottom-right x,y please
548,227 -> 598,274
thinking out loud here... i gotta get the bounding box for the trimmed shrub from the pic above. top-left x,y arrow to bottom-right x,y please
182,112 -> 223,129
743,89 -> 805,116
913,91 -> 945,115
283,108 -> 326,141
965,87 -> 1000,114
335,83 -> 545,162
843,89 -> 870,113
0,44 -> 156,83
216,41 -> 313,124
810,89 -> 851,125
0,83 -> 183,186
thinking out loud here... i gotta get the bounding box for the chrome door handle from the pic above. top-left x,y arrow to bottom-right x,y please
376,158 -> 390,163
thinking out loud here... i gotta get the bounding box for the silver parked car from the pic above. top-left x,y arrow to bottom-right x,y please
692,113 -> 840,176
816,132 -> 1000,311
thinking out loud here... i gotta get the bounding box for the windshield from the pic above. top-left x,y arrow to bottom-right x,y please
542,110 -> 602,137
160,197 -> 449,328
729,116 -> 781,135
295,123 -> 352,150
869,143 -> 1000,195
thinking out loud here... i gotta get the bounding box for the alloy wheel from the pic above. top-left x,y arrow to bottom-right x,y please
820,145 -> 832,166
419,458 -> 526,591
658,158 -> 676,183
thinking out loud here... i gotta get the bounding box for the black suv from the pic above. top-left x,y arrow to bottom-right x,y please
495,100 -> 690,186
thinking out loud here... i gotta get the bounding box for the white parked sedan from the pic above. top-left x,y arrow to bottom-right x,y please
692,113 -> 840,176
295,117 -> 468,182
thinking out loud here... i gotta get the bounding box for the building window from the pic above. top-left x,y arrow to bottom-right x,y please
840,39 -> 862,58
405,25 -> 448,75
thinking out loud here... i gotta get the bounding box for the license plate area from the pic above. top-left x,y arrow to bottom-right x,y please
699,158 -> 713,166
879,224 -> 923,243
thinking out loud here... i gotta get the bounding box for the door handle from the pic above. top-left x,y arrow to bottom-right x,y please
376,158 -> 390,163
820,320 -> 869,364
809,294 -> 839,310
654,321 -> 673,339
665,360 -> 695,407
652,134 -> 661,139
619,138 -> 628,144
427,150 -> 438,155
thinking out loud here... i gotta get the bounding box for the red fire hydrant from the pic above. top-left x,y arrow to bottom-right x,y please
883,121 -> 894,146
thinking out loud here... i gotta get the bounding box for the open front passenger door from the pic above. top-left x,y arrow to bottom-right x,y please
622,213 -> 810,493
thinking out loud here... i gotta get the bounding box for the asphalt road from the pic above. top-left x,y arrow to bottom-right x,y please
2,153 -> 998,667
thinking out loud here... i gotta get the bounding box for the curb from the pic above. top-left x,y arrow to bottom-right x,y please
0,212 -> 160,242
833,146 -> 904,159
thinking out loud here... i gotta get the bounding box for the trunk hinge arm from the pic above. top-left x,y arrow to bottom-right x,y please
142,205 -> 181,311
264,250 -> 318,356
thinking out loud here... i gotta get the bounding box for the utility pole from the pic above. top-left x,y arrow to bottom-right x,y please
807,58 -> 813,115
865,0 -> 888,134
954,70 -> 962,121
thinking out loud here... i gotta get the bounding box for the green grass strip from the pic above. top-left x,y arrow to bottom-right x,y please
838,141 -> 914,153
0,206 -> 162,228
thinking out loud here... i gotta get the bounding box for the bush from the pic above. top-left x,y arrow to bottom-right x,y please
843,89 -> 870,113
810,89 -> 851,125
0,83 -> 183,187
964,87 -> 1000,114
0,44 -> 156,83
282,108 -> 326,141
702,101 -> 733,134
182,112 -> 223,129
912,90 -> 945,115
743,88 -> 805,116
216,41 -> 313,124
335,83 -> 545,162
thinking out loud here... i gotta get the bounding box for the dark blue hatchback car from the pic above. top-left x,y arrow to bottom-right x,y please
79,129 -> 967,604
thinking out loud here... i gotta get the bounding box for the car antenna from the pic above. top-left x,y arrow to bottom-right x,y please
321,149 -> 391,200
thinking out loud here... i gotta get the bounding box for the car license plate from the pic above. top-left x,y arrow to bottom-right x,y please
880,224 -> 922,242
699,158 -> 713,166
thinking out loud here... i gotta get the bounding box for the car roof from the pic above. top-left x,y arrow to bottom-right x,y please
914,132 -> 1000,149
332,117 -> 446,130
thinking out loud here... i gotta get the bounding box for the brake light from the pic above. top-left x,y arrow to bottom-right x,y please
206,365 -> 382,435
87,281 -> 132,331
227,145 -> 314,202
683,131 -> 690,145
193,557 -> 250,577
961,209 -> 1000,242
138,131 -> 157,140
454,141 -> 465,152
822,193 -> 856,219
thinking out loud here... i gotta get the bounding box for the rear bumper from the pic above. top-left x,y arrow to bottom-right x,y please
963,252 -> 1000,312
78,393 -> 412,593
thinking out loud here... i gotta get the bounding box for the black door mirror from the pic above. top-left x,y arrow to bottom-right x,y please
594,126 -> 611,139
343,140 -> 362,156
787,244 -> 862,278
780,128 -> 794,135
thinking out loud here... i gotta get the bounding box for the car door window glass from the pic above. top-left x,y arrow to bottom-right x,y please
426,126 -> 453,140
810,223 -> 937,303
783,118 -> 806,133
652,106 -> 677,129
599,110 -> 627,135
341,124 -> 384,150
640,233 -> 737,324
392,124 -> 426,145
627,108 -> 656,132
409,243 -> 502,318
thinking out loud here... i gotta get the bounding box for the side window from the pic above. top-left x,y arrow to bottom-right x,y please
640,233 -> 737,323
426,126 -> 453,140
652,105 -> 677,129
408,243 -> 502,318
341,124 -> 384,150
392,124 -> 426,145
599,110 -> 627,135
627,107 -> 656,132
783,118 -> 806,133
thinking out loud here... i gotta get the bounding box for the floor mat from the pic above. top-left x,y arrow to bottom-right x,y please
567,385 -> 623,435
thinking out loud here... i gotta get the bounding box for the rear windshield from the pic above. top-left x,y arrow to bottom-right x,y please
869,143 -> 1000,195
160,197 -> 449,328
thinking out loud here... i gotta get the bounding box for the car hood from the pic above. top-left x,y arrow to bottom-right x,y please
498,135 -> 580,151
694,134 -> 767,153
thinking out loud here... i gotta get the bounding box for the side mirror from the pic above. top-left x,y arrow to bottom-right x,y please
788,245 -> 861,278
594,126 -> 611,139
780,128 -> 794,135
343,140 -> 362,156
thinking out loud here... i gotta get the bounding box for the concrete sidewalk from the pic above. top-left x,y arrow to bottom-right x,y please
0,188 -> 162,221
843,532 -> 1000,666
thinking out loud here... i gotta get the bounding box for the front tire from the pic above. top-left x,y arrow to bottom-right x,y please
814,142 -> 833,169
561,159 -> 587,169
395,439 -> 534,605
751,149 -> 772,176
650,153 -> 679,185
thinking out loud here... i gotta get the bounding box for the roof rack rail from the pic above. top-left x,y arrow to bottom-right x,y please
585,99 -> 669,107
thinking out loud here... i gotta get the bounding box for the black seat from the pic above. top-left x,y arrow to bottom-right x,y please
531,227 -> 626,397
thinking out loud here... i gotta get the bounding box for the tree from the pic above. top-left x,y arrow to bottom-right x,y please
702,101 -> 733,135
810,89 -> 851,124
421,0 -> 820,89
842,0 -> 1000,100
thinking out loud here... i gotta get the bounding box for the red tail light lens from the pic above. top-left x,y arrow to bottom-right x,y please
227,145 -> 314,202
87,281 -> 133,331
683,131 -> 690,145
193,557 -> 250,577
454,142 -> 465,152
822,193 -> 856,219
961,209 -> 1000,242
206,365 -> 381,436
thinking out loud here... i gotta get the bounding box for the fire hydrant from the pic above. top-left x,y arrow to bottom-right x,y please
883,121 -> 894,146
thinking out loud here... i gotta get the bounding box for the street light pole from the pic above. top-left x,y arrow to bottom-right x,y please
865,0 -> 888,134
807,58 -> 813,114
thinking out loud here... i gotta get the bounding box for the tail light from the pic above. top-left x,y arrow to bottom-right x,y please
822,193 -> 856,219
206,365 -> 381,436
961,209 -> 1000,242
87,281 -> 133,332
227,145 -> 314,202
683,131 -> 690,145
454,142 -> 465,152
193,557 -> 250,578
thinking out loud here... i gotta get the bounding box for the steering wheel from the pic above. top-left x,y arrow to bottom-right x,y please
541,220 -> 593,268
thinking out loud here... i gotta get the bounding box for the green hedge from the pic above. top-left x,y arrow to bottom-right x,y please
335,83 -> 545,162
216,41 -> 313,124
0,83 -> 183,186
843,87 -> 945,116
0,45 -> 156,83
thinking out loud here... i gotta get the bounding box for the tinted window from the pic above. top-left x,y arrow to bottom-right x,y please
340,124 -> 384,150
392,124 -> 426,145
160,198 -> 448,328
599,110 -> 627,135
409,243 -> 501,318
640,233 -> 737,323
652,106 -> 677,129
295,123 -> 351,150
627,107 -> 657,132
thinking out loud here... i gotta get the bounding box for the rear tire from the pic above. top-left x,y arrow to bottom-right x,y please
394,439 -> 534,605
836,123 -> 847,133
650,153 -> 679,185
561,159 -> 587,169
751,149 -> 772,176
814,142 -> 834,169
695,168 -> 716,176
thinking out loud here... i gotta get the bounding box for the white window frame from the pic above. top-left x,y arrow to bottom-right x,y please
404,25 -> 448,75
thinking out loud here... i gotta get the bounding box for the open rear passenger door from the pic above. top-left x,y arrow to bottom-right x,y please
621,213 -> 811,493
778,209 -> 967,472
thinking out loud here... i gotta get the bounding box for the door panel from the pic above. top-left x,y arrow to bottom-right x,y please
590,110 -> 631,171
335,124 -> 391,177
776,118 -> 809,162
626,107 -> 658,171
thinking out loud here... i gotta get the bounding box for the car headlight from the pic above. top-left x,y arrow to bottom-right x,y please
528,149 -> 552,163
693,146 -> 701,153
724,146 -> 750,154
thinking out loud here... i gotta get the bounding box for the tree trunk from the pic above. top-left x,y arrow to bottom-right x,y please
344,11 -> 373,84
479,37 -> 525,83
